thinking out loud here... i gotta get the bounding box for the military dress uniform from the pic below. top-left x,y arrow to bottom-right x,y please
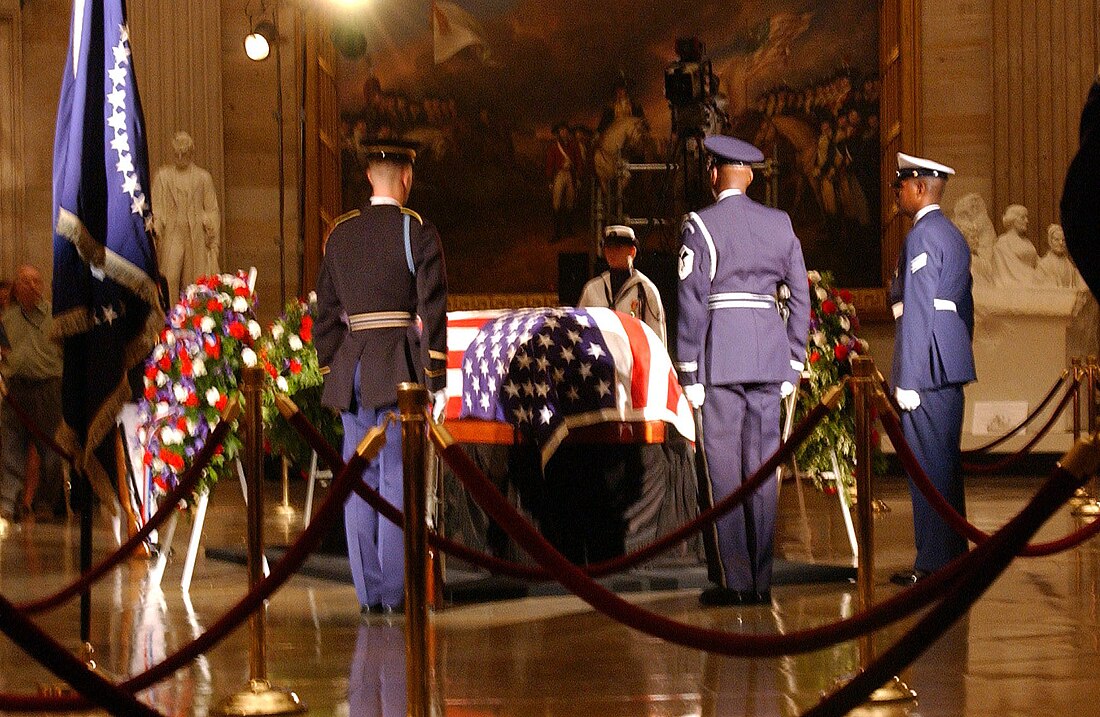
315,189 -> 447,612
890,153 -> 975,578
677,136 -> 810,599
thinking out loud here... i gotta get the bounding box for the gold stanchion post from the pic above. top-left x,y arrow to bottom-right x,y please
1074,357 -> 1100,517
398,382 -> 433,717
275,456 -> 296,518
846,356 -> 916,703
214,366 -> 306,716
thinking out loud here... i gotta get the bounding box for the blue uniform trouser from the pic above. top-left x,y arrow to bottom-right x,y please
901,384 -> 967,572
341,371 -> 405,608
702,382 -> 780,592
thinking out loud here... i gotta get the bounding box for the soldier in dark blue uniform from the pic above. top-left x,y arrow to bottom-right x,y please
888,152 -> 975,585
677,136 -> 810,606
315,140 -> 448,614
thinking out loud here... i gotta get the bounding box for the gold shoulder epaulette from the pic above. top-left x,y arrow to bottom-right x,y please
332,209 -> 361,229
400,207 -> 423,225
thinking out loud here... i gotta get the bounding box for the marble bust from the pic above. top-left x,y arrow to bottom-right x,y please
952,193 -> 997,285
1037,224 -> 1084,289
990,204 -> 1039,286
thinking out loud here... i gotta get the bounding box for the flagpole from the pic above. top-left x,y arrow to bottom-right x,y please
274,0 -> 287,308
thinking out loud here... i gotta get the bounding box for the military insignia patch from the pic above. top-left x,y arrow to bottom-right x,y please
679,245 -> 695,280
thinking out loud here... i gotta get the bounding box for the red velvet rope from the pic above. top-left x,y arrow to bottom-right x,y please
286,398 -> 831,581
961,377 -> 1079,473
803,463 -> 1087,716
0,435 -> 377,711
15,414 -> 235,615
2,391 -> 77,465
881,409 -> 1100,556
435,436 -> 1009,657
960,370 -> 1070,456
0,595 -> 164,715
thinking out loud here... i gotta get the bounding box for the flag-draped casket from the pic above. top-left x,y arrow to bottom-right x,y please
441,307 -> 701,567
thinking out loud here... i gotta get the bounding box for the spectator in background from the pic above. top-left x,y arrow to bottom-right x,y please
0,265 -> 65,524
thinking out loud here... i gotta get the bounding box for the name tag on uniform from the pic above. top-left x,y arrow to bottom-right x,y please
910,252 -> 928,273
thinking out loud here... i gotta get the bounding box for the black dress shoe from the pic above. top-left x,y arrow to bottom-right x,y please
361,603 -> 385,615
382,601 -> 405,615
746,590 -> 772,605
699,586 -> 747,606
889,569 -> 930,586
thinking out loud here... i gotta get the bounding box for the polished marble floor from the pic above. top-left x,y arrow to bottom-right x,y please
1,470 -> 1099,717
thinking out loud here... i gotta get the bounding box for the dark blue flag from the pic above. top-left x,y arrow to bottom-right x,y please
52,0 -> 163,506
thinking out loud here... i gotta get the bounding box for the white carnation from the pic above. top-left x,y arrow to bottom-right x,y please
218,292 -> 231,305
839,334 -> 851,345
164,332 -> 175,346
807,270 -> 821,283
206,388 -> 221,407
232,296 -> 249,313
200,316 -> 216,333
152,345 -> 165,361
288,335 -> 303,351
307,291 -> 317,304
155,372 -> 168,387
276,376 -> 289,392
839,316 -> 850,331
815,287 -> 827,301
812,331 -> 826,347
192,358 -> 207,377
271,324 -> 284,341
248,320 -> 261,340
859,339 -> 870,353
173,384 -> 188,403
242,347 -> 257,367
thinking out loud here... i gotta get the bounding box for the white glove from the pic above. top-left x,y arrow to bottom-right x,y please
780,381 -> 795,398
432,389 -> 447,422
895,388 -> 921,411
684,383 -> 705,408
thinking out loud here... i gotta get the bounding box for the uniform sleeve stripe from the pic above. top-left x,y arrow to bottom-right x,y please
687,212 -> 717,282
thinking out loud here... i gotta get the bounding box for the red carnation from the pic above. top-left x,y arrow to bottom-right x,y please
180,353 -> 193,377
838,289 -> 854,303
228,322 -> 246,339
809,350 -> 821,364
265,362 -> 278,378
822,299 -> 837,315
215,395 -> 228,411
206,336 -> 222,359
299,316 -> 313,342
206,298 -> 222,312
144,364 -> 158,379
176,417 -> 188,431
184,392 -> 199,407
144,385 -> 157,400
158,355 -> 171,371
143,450 -> 153,467
234,286 -> 250,297
192,315 -> 203,329
834,344 -> 850,361
215,444 -> 224,456
289,358 -> 302,374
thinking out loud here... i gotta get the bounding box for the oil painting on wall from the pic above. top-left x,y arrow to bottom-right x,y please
334,0 -> 881,294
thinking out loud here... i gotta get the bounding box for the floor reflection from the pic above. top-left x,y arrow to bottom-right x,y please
0,474 -> 1099,716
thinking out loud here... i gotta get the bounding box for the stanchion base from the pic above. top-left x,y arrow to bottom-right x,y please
1072,500 -> 1100,517
1069,487 -> 1094,506
872,499 -> 891,514
213,679 -> 307,716
274,504 -> 297,518
831,673 -> 917,707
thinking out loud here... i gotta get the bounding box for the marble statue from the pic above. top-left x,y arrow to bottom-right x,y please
151,131 -> 221,303
1038,224 -> 1084,289
951,193 -> 996,285
990,204 -> 1039,286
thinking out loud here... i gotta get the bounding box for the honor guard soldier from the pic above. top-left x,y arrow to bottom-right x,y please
677,135 -> 810,606
578,224 -> 667,344
315,140 -> 448,614
888,152 -> 975,585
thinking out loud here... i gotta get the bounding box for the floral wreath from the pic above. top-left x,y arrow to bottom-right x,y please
136,271 -> 260,499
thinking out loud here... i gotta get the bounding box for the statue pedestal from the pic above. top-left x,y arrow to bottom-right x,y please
963,286 -> 1098,453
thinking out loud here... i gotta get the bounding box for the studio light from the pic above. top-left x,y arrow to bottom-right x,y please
244,20 -> 277,61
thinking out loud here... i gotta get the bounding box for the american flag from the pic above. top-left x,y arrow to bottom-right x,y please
445,307 -> 694,463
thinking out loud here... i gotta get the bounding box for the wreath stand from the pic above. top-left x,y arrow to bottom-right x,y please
147,458 -> 270,593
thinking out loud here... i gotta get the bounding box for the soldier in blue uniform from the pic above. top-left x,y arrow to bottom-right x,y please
888,152 -> 975,585
677,135 -> 810,606
315,140 -> 448,614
